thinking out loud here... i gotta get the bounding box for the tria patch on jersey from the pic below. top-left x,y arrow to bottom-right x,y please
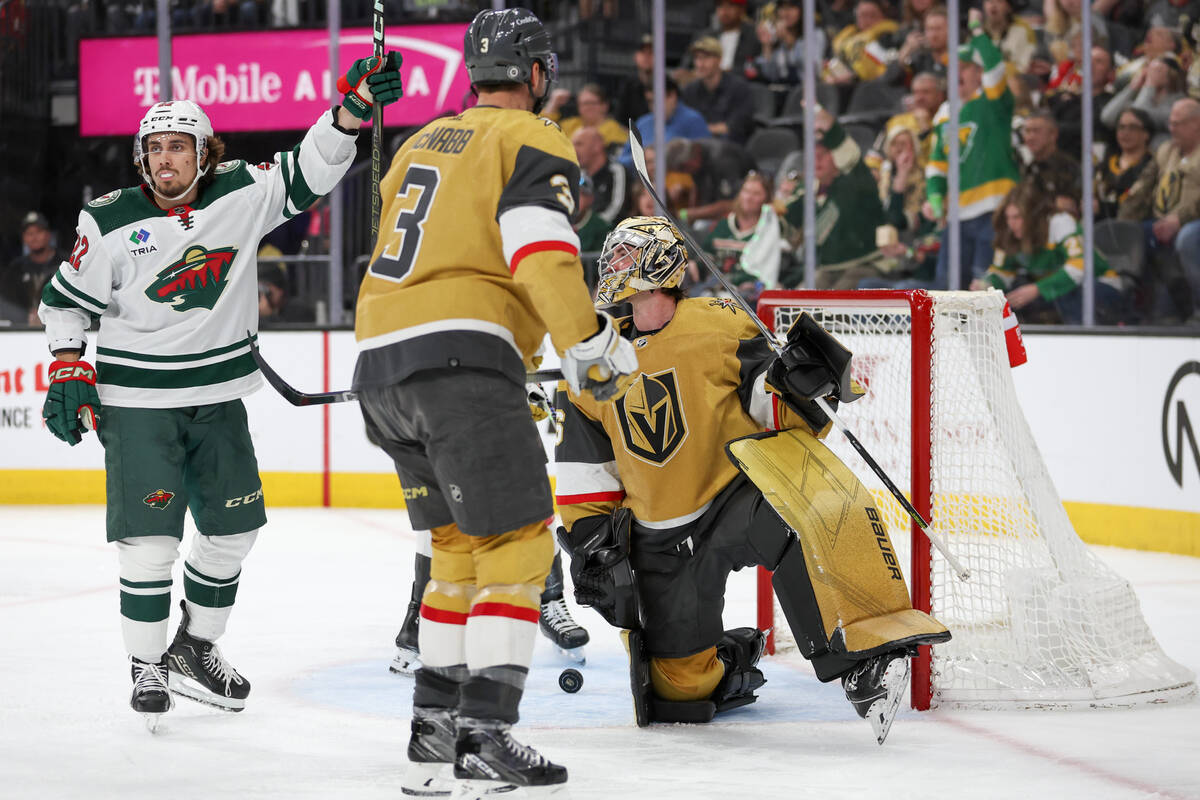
126,227 -> 158,257
144,245 -> 238,311
89,190 -> 121,207
215,160 -> 243,174
143,489 -> 175,509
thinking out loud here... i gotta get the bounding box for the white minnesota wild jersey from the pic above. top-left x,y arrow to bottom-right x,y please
40,109 -> 356,409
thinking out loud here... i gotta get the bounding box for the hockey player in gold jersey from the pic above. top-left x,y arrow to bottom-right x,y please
554,216 -> 950,743
352,8 -> 636,798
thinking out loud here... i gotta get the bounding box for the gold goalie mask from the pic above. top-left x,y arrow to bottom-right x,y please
595,216 -> 689,307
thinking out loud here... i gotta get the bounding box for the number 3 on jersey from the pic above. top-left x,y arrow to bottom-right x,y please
371,164 -> 441,283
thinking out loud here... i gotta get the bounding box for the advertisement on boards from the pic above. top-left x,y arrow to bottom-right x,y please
79,24 -> 471,136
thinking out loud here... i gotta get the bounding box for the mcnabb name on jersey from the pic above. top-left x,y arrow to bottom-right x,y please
411,125 -> 474,155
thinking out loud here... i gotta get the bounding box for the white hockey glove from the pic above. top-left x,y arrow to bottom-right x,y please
562,312 -> 638,403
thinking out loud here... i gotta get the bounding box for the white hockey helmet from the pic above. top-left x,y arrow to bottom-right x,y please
595,216 -> 689,307
133,100 -> 214,170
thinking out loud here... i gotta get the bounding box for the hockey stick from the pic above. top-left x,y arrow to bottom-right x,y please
626,127 -> 970,581
248,332 -> 563,407
370,0 -> 384,241
249,333 -> 356,406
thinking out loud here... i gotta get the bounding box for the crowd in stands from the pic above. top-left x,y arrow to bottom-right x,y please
7,0 -> 1200,327
545,0 -> 1200,326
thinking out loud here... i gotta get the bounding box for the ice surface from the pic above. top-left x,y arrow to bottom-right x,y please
1,506 -> 1197,799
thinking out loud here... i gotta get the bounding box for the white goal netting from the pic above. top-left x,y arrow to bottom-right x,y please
761,290 -> 1195,709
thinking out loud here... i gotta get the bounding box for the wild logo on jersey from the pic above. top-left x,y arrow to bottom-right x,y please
143,489 -> 175,509
144,245 -> 238,311
614,368 -> 688,465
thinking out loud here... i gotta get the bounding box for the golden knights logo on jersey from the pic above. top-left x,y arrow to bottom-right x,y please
144,245 -> 237,311
615,368 -> 688,465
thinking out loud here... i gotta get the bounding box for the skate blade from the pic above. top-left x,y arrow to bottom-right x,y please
142,712 -> 167,733
520,784 -> 571,799
401,762 -> 454,797
866,657 -> 910,745
557,646 -> 586,666
390,646 -> 422,676
449,778 -> 520,800
168,673 -> 246,712
451,779 -> 566,800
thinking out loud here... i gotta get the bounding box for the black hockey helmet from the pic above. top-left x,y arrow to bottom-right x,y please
464,7 -> 557,109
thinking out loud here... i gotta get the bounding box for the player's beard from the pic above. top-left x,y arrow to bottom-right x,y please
152,160 -> 198,198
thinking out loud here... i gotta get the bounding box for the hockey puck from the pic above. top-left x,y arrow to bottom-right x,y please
558,668 -> 583,693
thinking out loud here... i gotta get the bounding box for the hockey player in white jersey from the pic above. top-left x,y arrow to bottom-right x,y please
37,55 -> 404,728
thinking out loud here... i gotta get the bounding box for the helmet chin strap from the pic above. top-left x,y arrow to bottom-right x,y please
145,162 -> 209,205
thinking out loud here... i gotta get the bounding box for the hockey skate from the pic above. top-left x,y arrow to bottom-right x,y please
453,719 -> 568,800
166,601 -> 251,712
391,599 -> 422,676
842,650 -> 910,745
130,655 -> 173,733
539,597 -> 589,665
402,707 -> 460,798
392,553 -> 430,676
540,553 -> 588,665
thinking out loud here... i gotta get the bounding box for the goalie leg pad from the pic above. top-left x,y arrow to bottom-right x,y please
728,428 -> 950,680
643,647 -> 721,723
649,648 -> 724,702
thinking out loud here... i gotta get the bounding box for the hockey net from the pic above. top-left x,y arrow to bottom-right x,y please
756,289 -> 1196,710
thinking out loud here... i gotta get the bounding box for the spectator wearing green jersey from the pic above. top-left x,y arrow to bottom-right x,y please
971,184 -> 1129,324
782,108 -> 886,289
696,171 -> 783,304
923,10 -> 1020,289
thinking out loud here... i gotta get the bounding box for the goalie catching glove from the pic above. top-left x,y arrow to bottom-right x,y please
43,359 -> 100,445
337,52 -> 405,120
561,312 -> 638,403
766,312 -> 863,427
556,508 -> 640,630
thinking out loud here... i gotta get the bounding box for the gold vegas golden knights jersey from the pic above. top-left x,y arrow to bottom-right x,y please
554,297 -> 829,535
353,106 -> 599,390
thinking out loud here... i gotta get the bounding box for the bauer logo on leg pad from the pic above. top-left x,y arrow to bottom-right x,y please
866,508 -> 903,581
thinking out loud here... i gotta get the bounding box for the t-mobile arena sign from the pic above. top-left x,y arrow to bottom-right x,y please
79,24 -> 470,136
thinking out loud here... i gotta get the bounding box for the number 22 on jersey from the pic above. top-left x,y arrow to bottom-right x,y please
372,164 -> 441,283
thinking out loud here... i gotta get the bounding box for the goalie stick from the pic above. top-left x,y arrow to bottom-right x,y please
626,126 -> 969,581
247,332 -> 563,406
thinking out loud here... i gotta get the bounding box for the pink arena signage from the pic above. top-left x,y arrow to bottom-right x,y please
79,24 -> 471,136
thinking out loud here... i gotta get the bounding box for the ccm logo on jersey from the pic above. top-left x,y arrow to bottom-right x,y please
866,507 -> 903,580
48,363 -> 96,382
225,489 -> 264,508
402,486 -> 429,500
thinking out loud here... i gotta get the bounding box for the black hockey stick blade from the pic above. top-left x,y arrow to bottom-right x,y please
247,332 -> 357,406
